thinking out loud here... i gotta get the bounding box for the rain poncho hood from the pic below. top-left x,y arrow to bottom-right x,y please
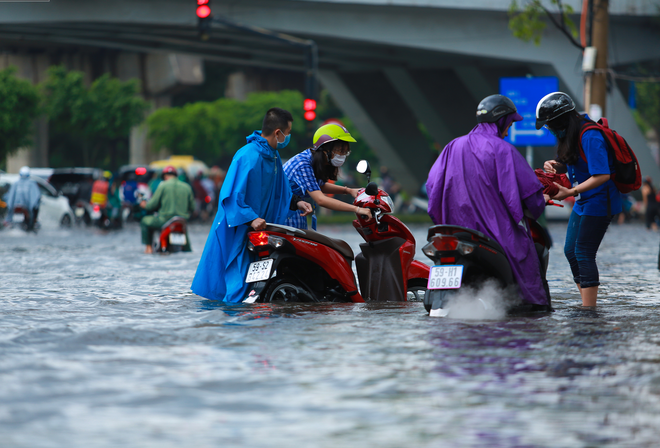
3,177 -> 41,222
426,122 -> 548,305
191,131 -> 293,302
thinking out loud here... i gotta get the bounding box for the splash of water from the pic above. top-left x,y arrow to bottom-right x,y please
436,280 -> 519,320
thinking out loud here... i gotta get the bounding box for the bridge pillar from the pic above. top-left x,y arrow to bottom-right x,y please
452,66 -> 496,104
127,53 -> 204,165
383,67 -> 454,149
319,69 -> 434,194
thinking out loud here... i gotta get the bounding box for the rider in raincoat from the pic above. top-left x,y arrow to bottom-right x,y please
3,166 -> 41,231
191,108 -> 312,302
426,95 -> 549,306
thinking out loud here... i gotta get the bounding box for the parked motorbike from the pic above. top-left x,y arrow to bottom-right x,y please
151,216 -> 189,253
422,217 -> 552,316
242,160 -> 429,304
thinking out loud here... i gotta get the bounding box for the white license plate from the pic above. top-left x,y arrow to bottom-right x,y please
245,259 -> 273,283
427,265 -> 464,290
74,208 -> 85,217
91,210 -> 101,219
169,233 -> 186,245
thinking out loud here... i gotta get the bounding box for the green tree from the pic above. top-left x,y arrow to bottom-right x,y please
0,67 -> 41,169
636,81 -> 660,137
148,90 -> 305,165
43,66 -> 149,169
148,88 -> 381,170
508,0 -> 581,49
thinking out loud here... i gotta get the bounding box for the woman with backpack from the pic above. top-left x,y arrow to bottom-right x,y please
537,92 -> 622,307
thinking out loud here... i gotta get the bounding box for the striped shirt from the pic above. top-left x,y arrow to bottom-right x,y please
283,149 -> 324,229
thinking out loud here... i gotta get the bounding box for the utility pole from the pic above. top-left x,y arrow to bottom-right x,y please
590,0 -> 609,116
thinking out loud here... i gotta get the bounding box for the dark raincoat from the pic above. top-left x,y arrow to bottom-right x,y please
426,122 -> 548,305
191,132 -> 292,302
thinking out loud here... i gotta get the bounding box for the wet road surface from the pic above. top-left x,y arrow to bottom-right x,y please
1,221 -> 660,447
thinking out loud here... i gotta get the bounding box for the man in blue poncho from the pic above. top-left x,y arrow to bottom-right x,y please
3,166 -> 41,231
191,108 -> 312,302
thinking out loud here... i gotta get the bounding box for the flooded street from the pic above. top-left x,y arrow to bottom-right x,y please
2,221 -> 660,447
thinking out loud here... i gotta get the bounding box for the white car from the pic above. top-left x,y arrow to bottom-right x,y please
0,173 -> 75,227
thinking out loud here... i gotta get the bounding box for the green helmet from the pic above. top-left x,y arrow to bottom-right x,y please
312,124 -> 356,150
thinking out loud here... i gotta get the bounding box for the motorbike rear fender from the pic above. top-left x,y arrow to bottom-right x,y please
255,249 -> 362,303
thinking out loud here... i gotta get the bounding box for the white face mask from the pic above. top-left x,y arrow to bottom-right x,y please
331,154 -> 346,167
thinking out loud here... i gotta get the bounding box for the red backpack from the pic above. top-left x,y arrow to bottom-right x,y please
579,118 -> 642,193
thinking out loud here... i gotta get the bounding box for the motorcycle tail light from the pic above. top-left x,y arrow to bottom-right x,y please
205,195 -> 211,204
93,204 -> 101,213
249,231 -> 269,247
441,257 -> 456,263
432,235 -> 459,251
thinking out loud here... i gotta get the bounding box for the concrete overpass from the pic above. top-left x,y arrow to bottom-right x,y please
1,0 -> 659,191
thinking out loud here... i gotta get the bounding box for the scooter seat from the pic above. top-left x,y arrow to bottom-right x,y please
161,216 -> 186,229
293,228 -> 355,261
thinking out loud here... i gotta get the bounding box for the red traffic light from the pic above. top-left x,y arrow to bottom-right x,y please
303,99 -> 317,111
304,111 -> 316,121
196,5 -> 211,18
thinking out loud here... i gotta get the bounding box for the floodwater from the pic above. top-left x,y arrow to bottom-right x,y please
1,221 -> 660,447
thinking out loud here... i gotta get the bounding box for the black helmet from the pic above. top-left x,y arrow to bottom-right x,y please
476,94 -> 520,123
535,92 -> 575,129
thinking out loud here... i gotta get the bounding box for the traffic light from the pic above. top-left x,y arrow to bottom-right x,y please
197,0 -> 212,39
303,98 -> 317,121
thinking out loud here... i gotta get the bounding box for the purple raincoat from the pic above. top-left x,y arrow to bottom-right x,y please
426,122 -> 547,305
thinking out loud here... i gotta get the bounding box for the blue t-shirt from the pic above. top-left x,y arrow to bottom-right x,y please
568,127 -> 622,217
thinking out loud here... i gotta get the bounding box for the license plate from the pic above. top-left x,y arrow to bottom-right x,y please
245,259 -> 273,283
91,210 -> 101,220
74,208 -> 85,217
427,265 -> 463,290
169,233 -> 186,245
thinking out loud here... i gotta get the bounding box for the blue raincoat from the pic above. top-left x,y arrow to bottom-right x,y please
3,177 -> 41,222
191,131 -> 293,302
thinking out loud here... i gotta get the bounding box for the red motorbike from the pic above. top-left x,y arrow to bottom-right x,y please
243,160 -> 429,303
151,217 -> 189,253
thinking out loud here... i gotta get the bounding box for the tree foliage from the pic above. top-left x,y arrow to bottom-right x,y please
42,65 -> 149,168
147,89 -> 379,168
509,0 -> 579,48
0,67 -> 41,165
636,81 -> 660,135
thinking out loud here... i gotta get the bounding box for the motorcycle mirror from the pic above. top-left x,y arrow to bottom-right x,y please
365,182 -> 379,196
356,160 -> 371,182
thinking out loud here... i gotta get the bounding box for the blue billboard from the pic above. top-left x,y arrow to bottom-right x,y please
499,77 -> 559,147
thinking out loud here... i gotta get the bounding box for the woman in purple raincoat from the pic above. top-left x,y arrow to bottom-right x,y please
426,94 -> 550,307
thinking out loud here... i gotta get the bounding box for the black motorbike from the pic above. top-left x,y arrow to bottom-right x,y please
422,217 -> 552,316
